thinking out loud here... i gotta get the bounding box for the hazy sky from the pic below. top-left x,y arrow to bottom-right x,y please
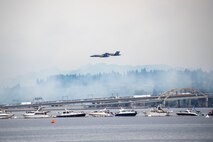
0,0 -> 213,81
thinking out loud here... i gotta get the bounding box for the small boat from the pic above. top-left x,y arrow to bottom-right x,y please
0,110 -> 14,119
115,108 -> 137,117
89,108 -> 113,117
23,107 -> 50,119
56,109 -> 86,117
176,108 -> 203,116
207,110 -> 213,116
143,105 -> 170,117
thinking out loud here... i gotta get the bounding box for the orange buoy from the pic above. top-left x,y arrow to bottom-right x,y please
51,119 -> 55,124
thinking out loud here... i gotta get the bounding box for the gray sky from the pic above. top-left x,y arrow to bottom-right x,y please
0,0 -> 213,81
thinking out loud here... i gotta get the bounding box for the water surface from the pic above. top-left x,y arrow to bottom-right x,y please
0,116 -> 213,142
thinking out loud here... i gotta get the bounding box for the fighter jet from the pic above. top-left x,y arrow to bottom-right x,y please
90,51 -> 121,58
90,53 -> 110,58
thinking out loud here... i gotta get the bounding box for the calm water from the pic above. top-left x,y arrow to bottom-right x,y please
0,115 -> 213,142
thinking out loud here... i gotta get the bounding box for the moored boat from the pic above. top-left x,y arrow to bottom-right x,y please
115,108 -> 137,117
56,109 -> 86,117
176,108 -> 203,116
207,110 -> 213,116
0,110 -> 14,119
23,107 -> 50,119
89,108 -> 113,117
143,105 -> 170,117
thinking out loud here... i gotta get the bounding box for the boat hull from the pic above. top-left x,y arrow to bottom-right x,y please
115,112 -> 137,117
208,113 -> 213,116
89,113 -> 113,117
23,114 -> 50,119
176,113 -> 198,116
144,112 -> 170,117
0,114 -> 14,119
56,113 -> 86,118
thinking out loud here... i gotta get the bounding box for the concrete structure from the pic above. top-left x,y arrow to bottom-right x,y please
1,88 -> 212,111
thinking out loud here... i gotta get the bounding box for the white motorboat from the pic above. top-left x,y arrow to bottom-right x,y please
89,108 -> 113,117
56,109 -> 86,117
0,110 -> 14,119
115,108 -> 137,117
176,108 -> 203,116
143,105 -> 170,117
23,107 -> 50,119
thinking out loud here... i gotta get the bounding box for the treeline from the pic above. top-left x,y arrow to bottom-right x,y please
1,68 -> 213,104
37,69 -> 213,95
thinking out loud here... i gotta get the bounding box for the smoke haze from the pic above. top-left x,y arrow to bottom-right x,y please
0,64 -> 212,104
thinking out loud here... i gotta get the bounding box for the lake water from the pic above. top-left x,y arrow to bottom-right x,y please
0,108 -> 213,142
1,116 -> 213,142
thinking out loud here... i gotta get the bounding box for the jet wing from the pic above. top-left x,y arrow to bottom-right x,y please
90,53 -> 110,58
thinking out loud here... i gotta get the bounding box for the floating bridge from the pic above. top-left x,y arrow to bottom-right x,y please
2,88 -> 212,110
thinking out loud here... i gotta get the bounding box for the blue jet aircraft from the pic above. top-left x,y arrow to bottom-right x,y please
90,51 -> 121,58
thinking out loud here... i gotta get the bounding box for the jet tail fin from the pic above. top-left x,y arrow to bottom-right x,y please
114,51 -> 120,56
